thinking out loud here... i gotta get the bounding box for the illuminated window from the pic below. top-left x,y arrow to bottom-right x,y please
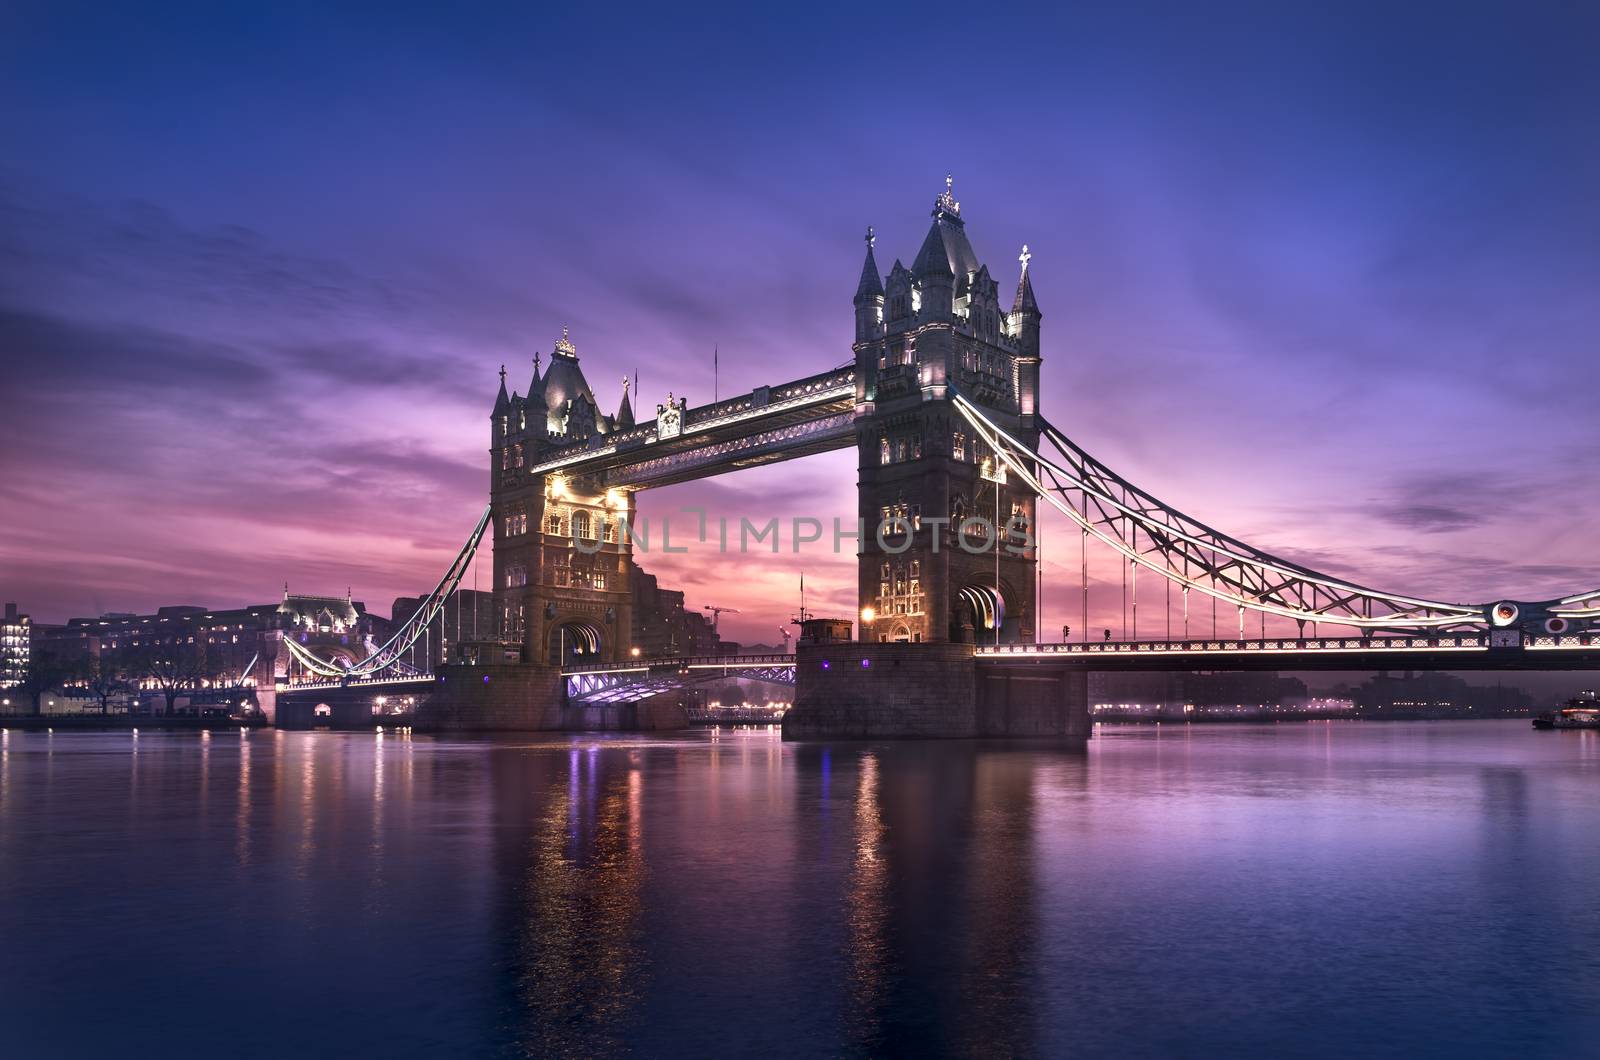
952,432 -> 965,461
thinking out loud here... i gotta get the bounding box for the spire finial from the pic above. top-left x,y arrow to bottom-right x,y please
622,374 -> 630,395
534,350 -> 542,373
1019,244 -> 1031,271
499,363 -> 507,384
936,174 -> 960,215
946,173 -> 953,196
554,326 -> 576,357
866,225 -> 875,248
283,581 -> 289,600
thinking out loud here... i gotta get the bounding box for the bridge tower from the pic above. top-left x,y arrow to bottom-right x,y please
853,179 -> 1041,644
489,330 -> 635,666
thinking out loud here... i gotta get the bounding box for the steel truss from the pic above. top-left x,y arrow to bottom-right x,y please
952,394 -> 1598,634
283,504 -> 492,678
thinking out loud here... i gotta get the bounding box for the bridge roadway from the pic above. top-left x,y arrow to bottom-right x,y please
525,367 -> 856,489
973,632 -> 1600,672
284,632 -> 1600,696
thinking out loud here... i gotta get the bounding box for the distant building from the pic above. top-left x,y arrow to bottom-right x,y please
1349,671 -> 1532,718
1090,671 -> 1313,719
1,602 -> 29,687
36,589 -> 390,713
391,589 -> 497,669
629,563 -> 732,658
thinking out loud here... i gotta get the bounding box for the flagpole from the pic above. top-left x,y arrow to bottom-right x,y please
714,343 -> 719,402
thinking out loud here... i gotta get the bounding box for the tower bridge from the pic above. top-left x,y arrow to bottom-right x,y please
273,179 -> 1599,739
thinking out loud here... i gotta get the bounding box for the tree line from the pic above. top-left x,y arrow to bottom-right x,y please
5,639 -> 241,715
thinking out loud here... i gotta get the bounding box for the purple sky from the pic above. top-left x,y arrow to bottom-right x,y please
3,1 -> 1598,647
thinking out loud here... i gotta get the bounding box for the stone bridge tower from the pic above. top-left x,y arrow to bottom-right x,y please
489,329 -> 636,666
853,179 -> 1041,644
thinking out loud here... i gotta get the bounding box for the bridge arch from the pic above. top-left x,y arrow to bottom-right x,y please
953,580 -> 1021,643
547,621 -> 603,667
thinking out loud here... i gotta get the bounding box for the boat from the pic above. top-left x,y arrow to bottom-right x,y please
1532,690 -> 1600,730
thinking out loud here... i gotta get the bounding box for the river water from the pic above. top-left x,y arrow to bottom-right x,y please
2,720 -> 1598,1057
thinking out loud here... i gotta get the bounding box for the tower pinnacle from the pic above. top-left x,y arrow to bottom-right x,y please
1012,243 -> 1039,317
854,223 -> 885,305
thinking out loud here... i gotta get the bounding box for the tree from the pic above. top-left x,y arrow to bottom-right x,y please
125,638 -> 214,714
11,650 -> 76,716
78,651 -> 129,713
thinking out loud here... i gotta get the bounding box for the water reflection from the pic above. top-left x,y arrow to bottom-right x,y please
500,745 -> 648,1057
4,723 -> 1600,1058
844,752 -> 887,1045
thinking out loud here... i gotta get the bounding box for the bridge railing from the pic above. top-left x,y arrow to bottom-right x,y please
562,653 -> 795,675
976,634 -> 1496,657
276,673 -> 438,692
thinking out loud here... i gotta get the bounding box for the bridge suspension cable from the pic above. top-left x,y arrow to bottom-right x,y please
950,393 -> 1593,634
281,505 -> 493,678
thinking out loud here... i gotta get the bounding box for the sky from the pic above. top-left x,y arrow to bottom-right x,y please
2,0 -> 1598,649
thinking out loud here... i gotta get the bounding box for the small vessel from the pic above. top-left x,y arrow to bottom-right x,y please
1532,690 -> 1600,730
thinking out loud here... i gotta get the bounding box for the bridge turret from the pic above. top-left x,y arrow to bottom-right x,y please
492,364 -> 510,416
1010,245 -> 1042,420
615,375 -> 635,429
853,225 -> 885,344
853,179 -> 1040,646
526,350 -> 545,406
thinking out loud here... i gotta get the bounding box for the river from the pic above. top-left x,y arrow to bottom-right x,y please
2,720 -> 1598,1057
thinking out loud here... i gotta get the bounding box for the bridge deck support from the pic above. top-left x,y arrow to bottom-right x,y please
415,662 -> 564,731
782,644 -> 1089,743
415,662 -> 689,732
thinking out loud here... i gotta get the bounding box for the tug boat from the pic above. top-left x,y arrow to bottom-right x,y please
1532,690 -> 1600,730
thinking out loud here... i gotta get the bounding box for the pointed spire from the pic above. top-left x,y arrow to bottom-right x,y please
283,581 -> 289,601
616,374 -> 635,428
493,363 -> 510,412
1012,244 -> 1040,316
913,220 -> 954,279
854,225 -> 884,304
527,350 -> 544,399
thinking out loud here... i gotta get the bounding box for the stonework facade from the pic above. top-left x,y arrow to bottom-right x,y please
852,180 -> 1042,645
489,330 -> 637,667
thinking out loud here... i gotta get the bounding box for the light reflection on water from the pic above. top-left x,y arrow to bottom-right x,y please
1,721 -> 1599,1057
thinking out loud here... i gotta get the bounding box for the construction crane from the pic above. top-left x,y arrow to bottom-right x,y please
703,605 -> 740,634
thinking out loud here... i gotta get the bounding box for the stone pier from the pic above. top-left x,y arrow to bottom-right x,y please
781,643 -> 1090,743
415,662 -> 686,732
